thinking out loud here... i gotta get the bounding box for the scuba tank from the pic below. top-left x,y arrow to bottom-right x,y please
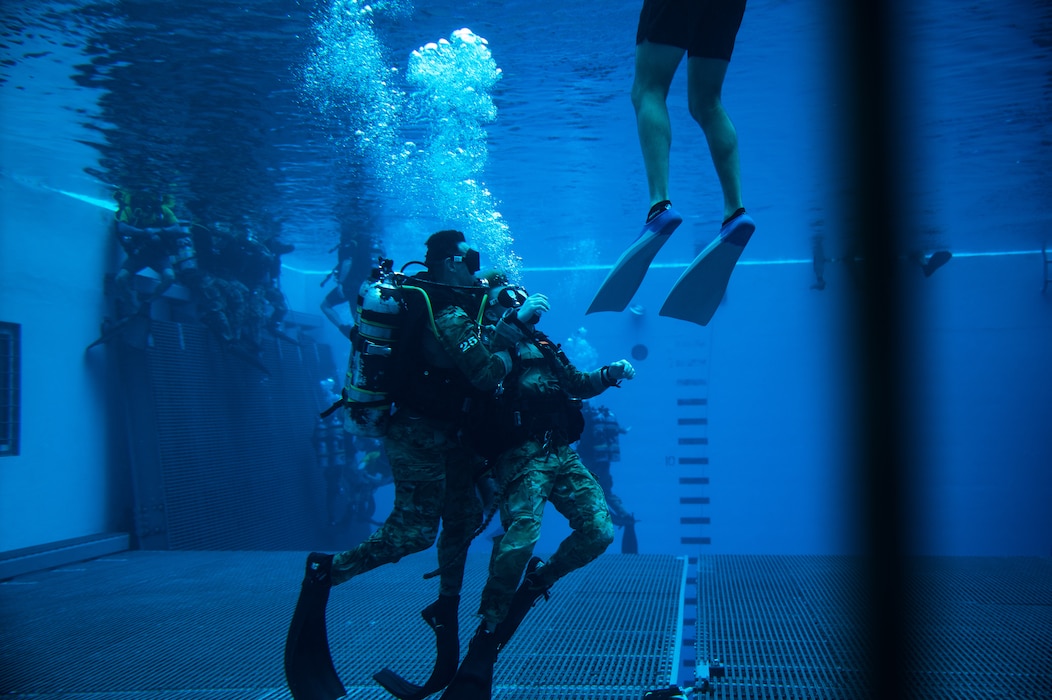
340,256 -> 494,437
343,258 -> 403,437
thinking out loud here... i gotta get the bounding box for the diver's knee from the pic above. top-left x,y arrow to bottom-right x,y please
630,84 -> 646,112
597,519 -> 616,550
631,82 -> 668,115
688,95 -> 723,128
504,514 -> 543,547
405,526 -> 440,554
587,512 -> 616,552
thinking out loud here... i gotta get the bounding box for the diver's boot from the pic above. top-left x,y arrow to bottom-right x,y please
438,624 -> 498,700
284,552 -> 346,700
374,594 -> 460,699
304,551 -> 335,588
493,557 -> 552,652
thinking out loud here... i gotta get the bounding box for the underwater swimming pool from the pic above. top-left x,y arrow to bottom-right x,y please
2,2 -> 1051,699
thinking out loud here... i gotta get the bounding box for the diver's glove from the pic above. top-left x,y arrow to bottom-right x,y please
601,360 -> 636,387
516,293 -> 549,326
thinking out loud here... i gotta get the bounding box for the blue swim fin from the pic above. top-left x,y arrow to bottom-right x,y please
659,213 -> 755,326
587,207 -> 682,314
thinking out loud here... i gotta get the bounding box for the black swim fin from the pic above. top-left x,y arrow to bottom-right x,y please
85,304 -> 151,351
374,595 -> 460,700
224,343 -> 271,375
493,557 -> 550,652
438,626 -> 498,700
284,552 -> 347,700
268,324 -> 302,346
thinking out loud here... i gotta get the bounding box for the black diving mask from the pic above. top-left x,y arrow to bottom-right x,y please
450,249 -> 481,275
494,285 -> 528,309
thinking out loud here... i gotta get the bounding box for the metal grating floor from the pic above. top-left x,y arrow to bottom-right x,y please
0,550 -> 685,700
5,552 -> 1048,699
695,555 -> 1052,700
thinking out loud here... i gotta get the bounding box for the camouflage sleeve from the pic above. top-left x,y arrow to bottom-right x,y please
433,306 -> 513,391
487,311 -> 530,352
561,363 -> 608,400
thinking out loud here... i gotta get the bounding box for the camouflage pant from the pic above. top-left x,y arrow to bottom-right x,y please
594,463 -> 634,526
331,410 -> 483,597
479,441 -> 614,625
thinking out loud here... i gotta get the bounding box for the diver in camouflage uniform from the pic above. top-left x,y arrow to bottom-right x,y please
287,230 -> 522,700
112,189 -> 189,315
327,231 -> 514,593
440,284 -> 637,700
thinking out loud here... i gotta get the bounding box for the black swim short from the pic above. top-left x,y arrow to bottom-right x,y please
636,0 -> 747,60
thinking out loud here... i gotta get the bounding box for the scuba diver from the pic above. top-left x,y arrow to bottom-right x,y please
164,221 -> 271,374
286,230 -> 527,700
184,222 -> 242,349
231,230 -> 296,336
438,280 -> 637,700
88,189 -> 194,351
578,401 -> 638,554
313,378 -> 391,536
111,189 -> 191,315
320,233 -> 385,339
219,229 -> 297,351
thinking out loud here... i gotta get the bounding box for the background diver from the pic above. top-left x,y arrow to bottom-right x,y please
578,401 -> 639,554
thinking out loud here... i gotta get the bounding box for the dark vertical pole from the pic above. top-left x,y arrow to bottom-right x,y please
835,0 -> 915,697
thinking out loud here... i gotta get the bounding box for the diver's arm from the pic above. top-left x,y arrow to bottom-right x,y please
433,306 -> 513,390
564,359 -> 636,399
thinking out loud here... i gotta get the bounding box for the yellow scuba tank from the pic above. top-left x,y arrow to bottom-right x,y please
343,258 -> 402,437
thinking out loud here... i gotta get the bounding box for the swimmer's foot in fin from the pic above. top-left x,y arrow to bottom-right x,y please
85,303 -> 151,351
438,625 -> 498,700
284,552 -> 347,700
374,595 -> 460,699
587,203 -> 682,314
493,557 -> 550,653
660,210 -> 755,326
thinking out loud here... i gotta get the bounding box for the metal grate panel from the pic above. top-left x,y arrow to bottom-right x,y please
120,320 -> 336,551
696,555 -> 1052,700
0,550 -> 685,699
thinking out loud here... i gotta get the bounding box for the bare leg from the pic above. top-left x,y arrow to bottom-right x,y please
631,41 -> 686,210
687,56 -> 742,220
